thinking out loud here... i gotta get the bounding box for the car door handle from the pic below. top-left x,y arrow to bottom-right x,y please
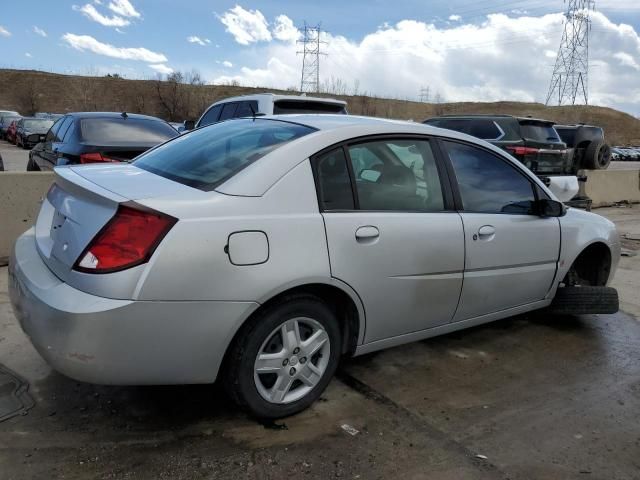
475,225 -> 496,241
355,226 -> 379,243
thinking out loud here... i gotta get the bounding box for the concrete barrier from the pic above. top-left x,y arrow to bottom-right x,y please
579,168 -> 640,208
0,172 -> 53,265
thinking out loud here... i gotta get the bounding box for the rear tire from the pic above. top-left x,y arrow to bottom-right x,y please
223,294 -> 341,419
583,141 -> 611,170
549,286 -> 618,315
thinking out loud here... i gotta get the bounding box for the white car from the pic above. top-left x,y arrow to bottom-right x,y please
195,93 -> 347,128
9,115 -> 620,419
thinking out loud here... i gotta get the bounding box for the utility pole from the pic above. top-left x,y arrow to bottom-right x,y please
297,23 -> 327,93
419,86 -> 430,103
546,0 -> 595,106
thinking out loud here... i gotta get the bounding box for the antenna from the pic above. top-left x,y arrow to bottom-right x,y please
546,0 -> 595,106
297,22 -> 327,93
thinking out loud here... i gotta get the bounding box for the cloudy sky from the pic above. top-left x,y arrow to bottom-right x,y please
1,0 -> 639,115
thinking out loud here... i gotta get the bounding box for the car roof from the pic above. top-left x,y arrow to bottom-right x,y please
212,93 -> 347,106
426,114 -> 554,125
65,112 -> 168,121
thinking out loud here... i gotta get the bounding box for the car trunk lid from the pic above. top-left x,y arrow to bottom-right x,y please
35,164 -> 195,285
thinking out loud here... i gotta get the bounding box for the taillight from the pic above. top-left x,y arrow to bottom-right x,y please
80,152 -> 119,164
74,204 -> 176,273
505,146 -> 540,156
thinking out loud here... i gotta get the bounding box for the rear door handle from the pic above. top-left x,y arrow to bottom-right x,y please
355,226 -> 379,243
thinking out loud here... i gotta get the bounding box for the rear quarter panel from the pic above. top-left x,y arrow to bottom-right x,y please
135,160 -> 331,302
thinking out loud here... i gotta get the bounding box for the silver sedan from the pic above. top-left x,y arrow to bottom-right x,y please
9,115 -> 620,418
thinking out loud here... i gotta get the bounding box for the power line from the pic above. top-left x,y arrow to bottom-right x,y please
297,23 -> 327,93
546,0 -> 595,106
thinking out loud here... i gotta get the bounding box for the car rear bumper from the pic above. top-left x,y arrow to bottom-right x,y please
8,228 -> 258,385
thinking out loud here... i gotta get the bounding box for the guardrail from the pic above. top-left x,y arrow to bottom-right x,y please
0,172 -> 53,265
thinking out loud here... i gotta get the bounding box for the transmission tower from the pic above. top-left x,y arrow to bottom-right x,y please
545,0 -> 595,106
419,86 -> 431,103
297,23 -> 327,93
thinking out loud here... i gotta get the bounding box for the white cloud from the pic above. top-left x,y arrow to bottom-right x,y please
218,5 -> 271,45
222,60 -> 233,67
149,63 -> 173,74
25,52 -> 32,58
62,33 -> 168,62
73,4 -> 130,27
448,15 -> 461,21
213,11 -> 640,116
33,26 -> 47,37
108,0 -> 140,18
272,15 -> 300,43
187,35 -> 209,46
0,26 -> 11,37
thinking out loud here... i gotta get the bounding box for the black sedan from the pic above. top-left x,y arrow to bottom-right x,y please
16,117 -> 54,149
28,112 -> 178,171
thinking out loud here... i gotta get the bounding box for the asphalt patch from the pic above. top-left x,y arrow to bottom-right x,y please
0,364 -> 34,422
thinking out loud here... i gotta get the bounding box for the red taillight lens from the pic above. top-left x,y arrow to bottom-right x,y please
80,152 -> 118,164
506,146 -> 540,156
74,205 -> 176,273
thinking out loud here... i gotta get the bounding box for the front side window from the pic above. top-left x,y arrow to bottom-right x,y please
135,119 -> 315,191
444,141 -> 536,215
347,139 -> 444,212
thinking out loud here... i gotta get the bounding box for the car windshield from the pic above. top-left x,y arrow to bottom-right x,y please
23,119 -> 54,130
520,122 -> 562,142
80,118 -> 178,145
135,118 -> 315,191
273,100 -> 347,115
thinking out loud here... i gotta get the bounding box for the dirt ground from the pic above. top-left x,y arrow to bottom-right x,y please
0,206 -> 639,480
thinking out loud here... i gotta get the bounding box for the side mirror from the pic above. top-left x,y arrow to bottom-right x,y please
538,198 -> 566,217
183,120 -> 195,131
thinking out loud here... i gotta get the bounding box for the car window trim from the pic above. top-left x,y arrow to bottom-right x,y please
310,133 -> 457,214
436,137 -> 542,216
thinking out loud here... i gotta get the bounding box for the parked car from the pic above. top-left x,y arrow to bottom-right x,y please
0,114 -> 21,140
195,93 -> 348,128
554,124 -> 611,170
28,112 -> 179,171
422,114 -> 589,207
15,117 -> 55,149
9,115 -> 619,419
0,152 -> 4,171
6,119 -> 19,144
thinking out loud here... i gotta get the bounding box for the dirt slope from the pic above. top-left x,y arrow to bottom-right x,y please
1,69 -> 638,145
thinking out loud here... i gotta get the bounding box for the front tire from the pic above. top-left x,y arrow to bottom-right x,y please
224,295 -> 341,419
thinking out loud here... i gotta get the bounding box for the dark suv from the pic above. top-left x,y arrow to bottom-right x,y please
423,115 -> 573,175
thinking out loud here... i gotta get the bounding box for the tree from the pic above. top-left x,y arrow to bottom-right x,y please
19,79 -> 40,115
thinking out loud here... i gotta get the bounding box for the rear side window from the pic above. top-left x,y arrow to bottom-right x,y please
273,100 -> 347,115
519,122 -> 561,143
45,118 -> 64,142
444,141 -> 536,215
428,119 -> 471,134
199,105 -> 222,127
315,148 -> 355,210
468,120 -> 503,140
134,119 -> 315,191
55,117 -> 73,142
80,118 -> 177,145
555,128 -> 576,147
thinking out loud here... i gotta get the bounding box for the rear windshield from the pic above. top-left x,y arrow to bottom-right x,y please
519,122 -> 562,143
273,100 -> 347,115
134,118 -> 315,191
23,119 -> 54,130
80,118 -> 178,145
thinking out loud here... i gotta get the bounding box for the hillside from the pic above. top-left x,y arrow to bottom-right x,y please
1,69 -> 639,145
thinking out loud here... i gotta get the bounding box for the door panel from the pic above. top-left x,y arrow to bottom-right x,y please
323,212 -> 464,343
